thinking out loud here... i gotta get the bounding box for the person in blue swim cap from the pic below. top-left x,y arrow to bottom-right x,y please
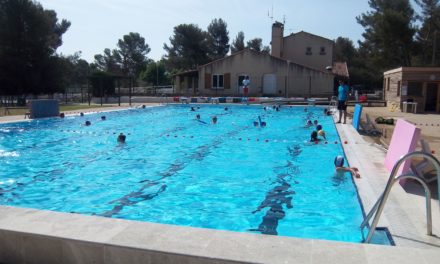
334,155 -> 360,178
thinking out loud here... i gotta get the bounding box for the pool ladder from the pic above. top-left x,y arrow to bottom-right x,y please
360,151 -> 440,243
328,96 -> 337,113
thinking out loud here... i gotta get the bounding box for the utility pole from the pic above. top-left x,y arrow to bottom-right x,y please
432,30 -> 437,66
156,62 -> 159,95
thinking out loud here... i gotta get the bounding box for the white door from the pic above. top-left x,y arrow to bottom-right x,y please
263,74 -> 277,95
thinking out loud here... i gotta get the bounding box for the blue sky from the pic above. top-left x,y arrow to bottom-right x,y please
37,1 -> 388,62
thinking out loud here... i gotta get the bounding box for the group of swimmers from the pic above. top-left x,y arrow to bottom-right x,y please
195,113 -> 218,124
310,124 -> 326,142
304,119 -> 326,142
253,116 -> 267,127
193,106 -> 230,124
59,112 -> 127,143
263,105 -> 281,112
82,115 -> 106,126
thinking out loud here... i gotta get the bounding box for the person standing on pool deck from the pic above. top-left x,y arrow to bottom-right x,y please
337,80 -> 349,124
242,76 -> 250,97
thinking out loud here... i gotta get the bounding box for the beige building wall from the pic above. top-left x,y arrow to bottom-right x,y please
198,50 -> 333,97
383,70 -> 402,104
282,32 -> 333,71
384,67 -> 440,113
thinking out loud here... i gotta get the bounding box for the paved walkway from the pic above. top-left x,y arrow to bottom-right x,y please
348,106 -> 440,160
335,114 -> 440,250
0,104 -> 159,124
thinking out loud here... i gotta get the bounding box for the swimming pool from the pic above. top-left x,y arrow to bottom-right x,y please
0,105 -> 366,242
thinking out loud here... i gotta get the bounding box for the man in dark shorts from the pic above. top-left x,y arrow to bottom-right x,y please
337,80 -> 349,124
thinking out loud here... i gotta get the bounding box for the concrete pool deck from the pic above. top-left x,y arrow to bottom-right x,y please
335,117 -> 440,249
0,104 -> 439,263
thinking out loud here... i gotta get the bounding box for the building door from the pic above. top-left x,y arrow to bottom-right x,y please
263,74 -> 277,95
425,83 -> 438,112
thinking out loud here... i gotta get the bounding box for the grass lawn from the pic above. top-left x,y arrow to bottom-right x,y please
0,104 -> 113,117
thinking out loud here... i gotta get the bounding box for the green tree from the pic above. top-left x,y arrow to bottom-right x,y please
0,0 -> 70,96
414,0 -> 440,65
357,0 -> 416,68
93,48 -> 121,74
231,31 -> 245,53
334,37 -> 357,62
140,61 -> 170,86
356,0 -> 416,88
207,18 -> 230,59
246,38 -> 270,53
334,37 -> 371,87
89,72 -> 116,97
116,32 -> 151,78
66,52 -> 90,89
163,24 -> 210,70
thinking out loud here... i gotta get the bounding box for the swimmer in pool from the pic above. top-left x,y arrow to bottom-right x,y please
318,130 -> 326,140
310,131 -> 319,142
117,133 -> 126,143
334,155 -> 360,178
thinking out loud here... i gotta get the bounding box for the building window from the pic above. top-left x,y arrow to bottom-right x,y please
305,47 -> 312,55
407,82 -> 423,96
319,46 -> 326,55
212,74 -> 224,89
387,77 -> 390,91
397,81 -> 401,96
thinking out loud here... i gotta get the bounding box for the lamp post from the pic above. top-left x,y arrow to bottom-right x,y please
285,60 -> 290,98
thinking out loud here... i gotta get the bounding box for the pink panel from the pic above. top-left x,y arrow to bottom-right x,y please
384,119 -> 421,175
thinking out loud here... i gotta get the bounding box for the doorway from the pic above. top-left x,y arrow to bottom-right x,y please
263,74 -> 277,95
425,83 -> 438,112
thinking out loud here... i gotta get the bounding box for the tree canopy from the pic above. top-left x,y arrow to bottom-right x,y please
231,31 -> 245,53
140,61 -> 170,86
94,48 -> 122,75
207,18 -> 230,59
246,38 -> 270,54
116,32 -> 151,77
414,0 -> 440,65
0,0 -> 70,96
163,24 -> 211,70
357,0 -> 416,69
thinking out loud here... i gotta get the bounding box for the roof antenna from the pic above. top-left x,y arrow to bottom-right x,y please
268,5 -> 273,22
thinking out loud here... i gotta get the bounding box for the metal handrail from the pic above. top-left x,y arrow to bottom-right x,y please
361,151 -> 440,243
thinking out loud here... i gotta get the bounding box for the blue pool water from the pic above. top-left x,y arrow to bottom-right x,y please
0,105 -> 368,242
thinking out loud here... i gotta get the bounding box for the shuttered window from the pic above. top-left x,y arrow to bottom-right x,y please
224,73 -> 231,89
205,73 -> 211,88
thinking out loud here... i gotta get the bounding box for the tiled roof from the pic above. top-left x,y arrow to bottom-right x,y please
332,61 -> 349,77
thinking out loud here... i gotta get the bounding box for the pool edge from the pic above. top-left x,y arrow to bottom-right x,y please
0,205 -> 438,264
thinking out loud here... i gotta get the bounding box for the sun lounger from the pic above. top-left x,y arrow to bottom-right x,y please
359,113 -> 381,136
410,139 -> 437,183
